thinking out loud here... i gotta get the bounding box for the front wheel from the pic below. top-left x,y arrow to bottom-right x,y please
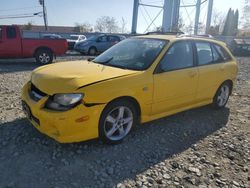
88,47 -> 97,56
99,100 -> 137,144
35,49 -> 53,65
213,82 -> 231,109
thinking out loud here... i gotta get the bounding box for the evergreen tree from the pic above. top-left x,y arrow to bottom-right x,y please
222,8 -> 239,36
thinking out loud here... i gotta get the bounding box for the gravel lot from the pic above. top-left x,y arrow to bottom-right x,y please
0,57 -> 249,188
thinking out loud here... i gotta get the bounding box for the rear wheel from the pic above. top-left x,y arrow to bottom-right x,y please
35,49 -> 53,65
213,82 -> 231,109
99,100 -> 137,144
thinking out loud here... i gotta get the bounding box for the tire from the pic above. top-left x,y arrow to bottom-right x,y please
212,82 -> 231,109
88,47 -> 97,56
35,49 -> 53,65
99,100 -> 138,144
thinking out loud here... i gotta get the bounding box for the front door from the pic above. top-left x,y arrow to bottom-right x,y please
96,36 -> 109,52
152,40 -> 198,115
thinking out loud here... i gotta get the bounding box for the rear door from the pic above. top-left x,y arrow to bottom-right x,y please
195,41 -> 229,102
152,40 -> 198,115
0,26 -> 22,58
108,35 -> 120,47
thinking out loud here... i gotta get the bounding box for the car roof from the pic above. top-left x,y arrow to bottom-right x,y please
135,34 -> 226,46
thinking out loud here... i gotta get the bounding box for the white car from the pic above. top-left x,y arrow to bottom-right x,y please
67,35 -> 86,50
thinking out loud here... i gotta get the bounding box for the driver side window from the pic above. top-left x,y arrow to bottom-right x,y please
157,41 -> 194,73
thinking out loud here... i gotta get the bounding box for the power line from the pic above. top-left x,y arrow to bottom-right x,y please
0,15 -> 36,19
0,6 -> 41,12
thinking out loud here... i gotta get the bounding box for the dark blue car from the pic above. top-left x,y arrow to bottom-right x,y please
74,34 -> 126,55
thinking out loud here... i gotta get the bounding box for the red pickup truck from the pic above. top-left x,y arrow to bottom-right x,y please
0,25 -> 68,64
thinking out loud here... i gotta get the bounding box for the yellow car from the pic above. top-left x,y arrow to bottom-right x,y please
21,34 -> 238,144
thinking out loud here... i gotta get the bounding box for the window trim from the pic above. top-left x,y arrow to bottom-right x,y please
154,40 -> 196,74
108,35 -> 120,42
6,26 -> 17,39
213,43 -> 232,62
194,40 -> 232,67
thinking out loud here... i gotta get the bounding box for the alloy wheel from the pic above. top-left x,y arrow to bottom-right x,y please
217,84 -> 230,107
104,106 -> 133,141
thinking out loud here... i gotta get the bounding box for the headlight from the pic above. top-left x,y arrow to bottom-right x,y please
45,93 -> 84,111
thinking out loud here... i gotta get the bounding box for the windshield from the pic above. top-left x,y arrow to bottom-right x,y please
93,38 -> 167,70
70,36 -> 79,40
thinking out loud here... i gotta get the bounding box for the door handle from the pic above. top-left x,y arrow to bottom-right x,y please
188,71 -> 197,78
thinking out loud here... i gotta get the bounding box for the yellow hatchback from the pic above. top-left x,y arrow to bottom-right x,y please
21,34 -> 238,144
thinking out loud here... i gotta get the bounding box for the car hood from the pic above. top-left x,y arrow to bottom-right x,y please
31,61 -> 139,95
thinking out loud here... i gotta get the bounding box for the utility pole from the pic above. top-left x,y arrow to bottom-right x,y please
205,0 -> 214,34
39,0 -> 48,31
131,0 -> 139,34
194,0 -> 201,35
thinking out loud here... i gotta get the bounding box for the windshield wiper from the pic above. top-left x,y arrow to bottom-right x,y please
92,57 -> 113,65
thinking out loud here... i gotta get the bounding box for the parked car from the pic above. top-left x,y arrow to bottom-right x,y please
230,38 -> 250,56
67,34 -> 86,50
22,34 -> 238,144
0,25 -> 68,64
41,34 -> 62,39
74,34 -> 126,55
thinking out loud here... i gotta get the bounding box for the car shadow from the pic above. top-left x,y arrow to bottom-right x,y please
0,59 -> 39,73
0,106 -> 230,187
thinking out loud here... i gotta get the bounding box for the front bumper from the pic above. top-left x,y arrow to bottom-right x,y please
21,82 -> 105,143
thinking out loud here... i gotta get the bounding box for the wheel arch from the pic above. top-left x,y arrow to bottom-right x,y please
33,46 -> 54,57
221,79 -> 233,95
103,96 -> 141,122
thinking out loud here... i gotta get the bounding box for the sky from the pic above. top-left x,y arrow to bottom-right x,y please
0,0 -> 244,33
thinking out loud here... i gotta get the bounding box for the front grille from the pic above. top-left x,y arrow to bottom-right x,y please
29,83 -> 47,102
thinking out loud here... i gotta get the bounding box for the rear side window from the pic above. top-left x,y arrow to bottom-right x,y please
196,42 -> 213,65
109,36 -> 120,42
214,44 -> 232,61
6,27 -> 16,39
158,41 -> 194,72
211,45 -> 222,63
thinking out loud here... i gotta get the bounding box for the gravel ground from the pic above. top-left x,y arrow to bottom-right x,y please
0,57 -> 249,188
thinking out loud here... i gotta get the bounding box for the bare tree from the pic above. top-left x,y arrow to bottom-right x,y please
95,16 -> 119,33
183,22 -> 193,34
120,17 -> 128,33
211,9 -> 224,26
207,9 -> 225,35
241,0 -> 250,29
151,15 -> 185,33
74,22 -> 93,33
23,21 -> 33,30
